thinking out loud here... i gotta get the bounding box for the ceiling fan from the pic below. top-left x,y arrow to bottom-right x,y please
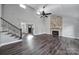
38,5 -> 52,18
21,4 -> 52,18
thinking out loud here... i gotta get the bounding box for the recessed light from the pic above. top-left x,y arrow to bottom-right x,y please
19,4 -> 26,9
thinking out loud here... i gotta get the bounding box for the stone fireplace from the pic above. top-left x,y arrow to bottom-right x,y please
50,16 -> 62,36
50,28 -> 62,36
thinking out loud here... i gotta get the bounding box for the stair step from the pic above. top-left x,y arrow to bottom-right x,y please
0,32 -> 21,45
10,34 -> 16,37
6,32 -> 12,35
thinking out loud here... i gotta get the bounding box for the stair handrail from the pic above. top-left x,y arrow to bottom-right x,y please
0,17 -> 22,39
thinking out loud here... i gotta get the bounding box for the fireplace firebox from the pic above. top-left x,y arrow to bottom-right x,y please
52,31 -> 59,37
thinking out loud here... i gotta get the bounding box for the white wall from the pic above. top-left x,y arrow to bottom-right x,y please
2,4 -> 50,35
0,5 -> 1,17
51,4 -> 79,39
62,16 -> 79,39
0,4 -> 2,31
2,4 -> 79,39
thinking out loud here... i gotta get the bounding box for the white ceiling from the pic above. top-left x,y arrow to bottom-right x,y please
21,4 -> 79,18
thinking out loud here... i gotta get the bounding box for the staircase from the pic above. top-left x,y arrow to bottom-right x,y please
0,17 -> 22,47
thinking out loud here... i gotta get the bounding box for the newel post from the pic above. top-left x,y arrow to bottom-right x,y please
20,29 -> 22,39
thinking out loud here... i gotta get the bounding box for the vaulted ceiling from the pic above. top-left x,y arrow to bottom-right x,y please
21,4 -> 79,18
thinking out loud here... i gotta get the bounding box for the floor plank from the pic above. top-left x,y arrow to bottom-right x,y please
0,34 -> 79,55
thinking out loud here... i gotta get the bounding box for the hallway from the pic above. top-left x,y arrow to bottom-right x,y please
0,34 -> 79,55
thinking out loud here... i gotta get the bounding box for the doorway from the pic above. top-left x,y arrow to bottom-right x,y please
28,24 -> 33,34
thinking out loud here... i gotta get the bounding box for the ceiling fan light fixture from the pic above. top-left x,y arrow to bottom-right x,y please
36,11 -> 40,15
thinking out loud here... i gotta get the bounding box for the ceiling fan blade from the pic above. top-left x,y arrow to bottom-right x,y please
40,15 -> 48,18
41,11 -> 45,15
45,13 -> 52,15
45,15 -> 48,17
40,16 -> 43,18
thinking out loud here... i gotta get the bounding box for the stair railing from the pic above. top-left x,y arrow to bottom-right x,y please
0,17 -> 22,39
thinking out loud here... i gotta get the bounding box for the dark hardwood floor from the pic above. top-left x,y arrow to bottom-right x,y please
0,34 -> 79,55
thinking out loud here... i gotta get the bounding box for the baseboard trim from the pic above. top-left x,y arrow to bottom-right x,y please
0,40 -> 22,47
60,35 -> 79,39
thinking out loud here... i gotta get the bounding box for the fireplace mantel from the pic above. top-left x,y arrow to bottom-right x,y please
50,28 -> 62,36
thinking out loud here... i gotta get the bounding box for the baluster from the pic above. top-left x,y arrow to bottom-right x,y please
2,21 -> 5,31
7,22 -> 9,32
